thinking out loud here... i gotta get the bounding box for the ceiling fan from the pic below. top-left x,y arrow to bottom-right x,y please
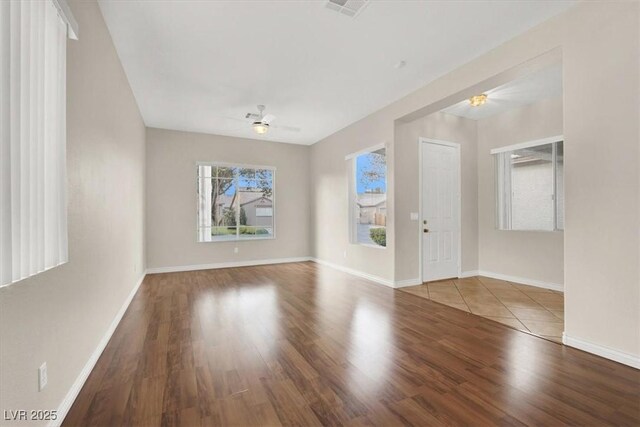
244,105 -> 301,135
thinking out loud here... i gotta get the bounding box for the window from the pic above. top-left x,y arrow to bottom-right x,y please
197,163 -> 275,242
1,0 -> 77,287
347,145 -> 387,247
493,137 -> 564,231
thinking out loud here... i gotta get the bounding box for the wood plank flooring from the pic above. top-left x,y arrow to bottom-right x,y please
63,262 -> 640,426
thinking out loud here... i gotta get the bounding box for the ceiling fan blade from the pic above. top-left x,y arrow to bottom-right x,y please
220,116 -> 252,124
272,124 -> 301,132
261,114 -> 276,125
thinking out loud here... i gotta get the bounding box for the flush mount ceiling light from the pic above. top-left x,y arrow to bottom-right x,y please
469,94 -> 488,107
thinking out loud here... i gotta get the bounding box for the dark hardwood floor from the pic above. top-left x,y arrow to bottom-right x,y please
63,262 -> 640,426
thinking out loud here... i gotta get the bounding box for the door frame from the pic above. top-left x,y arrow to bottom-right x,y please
418,137 -> 462,283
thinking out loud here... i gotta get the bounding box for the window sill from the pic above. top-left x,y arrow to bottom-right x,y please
497,229 -> 564,233
351,243 -> 387,250
198,236 -> 276,243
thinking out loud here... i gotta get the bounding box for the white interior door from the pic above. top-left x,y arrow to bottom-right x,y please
421,141 -> 460,282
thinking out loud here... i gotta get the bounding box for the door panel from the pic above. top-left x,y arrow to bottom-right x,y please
422,142 -> 459,282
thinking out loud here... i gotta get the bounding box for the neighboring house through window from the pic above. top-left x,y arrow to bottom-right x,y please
347,145 -> 387,247
197,163 -> 275,242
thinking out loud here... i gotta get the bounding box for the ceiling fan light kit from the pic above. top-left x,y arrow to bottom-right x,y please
249,104 -> 272,135
252,122 -> 269,134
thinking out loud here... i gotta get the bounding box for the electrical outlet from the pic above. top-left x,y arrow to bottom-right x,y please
38,362 -> 47,391
234,247 -> 239,254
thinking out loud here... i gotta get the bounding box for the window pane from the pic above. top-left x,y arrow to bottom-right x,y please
197,164 -> 275,242
354,148 -> 386,246
256,169 -> 273,182
215,166 -> 236,179
555,141 -> 564,230
510,143 -> 554,231
237,170 -> 274,239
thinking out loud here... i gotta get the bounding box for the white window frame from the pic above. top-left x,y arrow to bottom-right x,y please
345,143 -> 387,249
492,135 -> 564,232
196,162 -> 276,242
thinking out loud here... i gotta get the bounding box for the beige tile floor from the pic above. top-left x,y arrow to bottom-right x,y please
401,276 -> 564,342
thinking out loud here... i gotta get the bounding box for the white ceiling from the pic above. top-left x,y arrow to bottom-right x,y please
98,0 -> 576,145
441,63 -> 563,120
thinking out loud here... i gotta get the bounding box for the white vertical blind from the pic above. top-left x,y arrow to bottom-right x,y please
0,0 -> 69,286
495,152 -> 512,230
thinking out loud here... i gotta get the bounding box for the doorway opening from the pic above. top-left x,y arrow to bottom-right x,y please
404,57 -> 565,343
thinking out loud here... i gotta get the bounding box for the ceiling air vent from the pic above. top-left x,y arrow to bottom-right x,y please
325,0 -> 370,18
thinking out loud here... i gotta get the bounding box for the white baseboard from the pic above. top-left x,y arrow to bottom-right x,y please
52,273 -> 146,427
146,256 -> 312,274
394,278 -> 422,288
476,270 -> 563,292
459,270 -> 479,278
310,258 -> 396,288
562,333 -> 640,369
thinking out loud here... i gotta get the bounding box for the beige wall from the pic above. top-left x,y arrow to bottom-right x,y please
309,118 -> 396,282
477,96 -> 564,285
0,0 -> 146,422
562,5 -> 638,355
145,128 -> 310,270
395,112 -> 479,281
312,2 -> 639,358
1,4 -> 638,421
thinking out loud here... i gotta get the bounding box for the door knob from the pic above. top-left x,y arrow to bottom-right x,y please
423,228 -> 429,233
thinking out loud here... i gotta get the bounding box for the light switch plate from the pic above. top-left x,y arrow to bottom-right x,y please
410,212 -> 419,221
39,362 -> 47,391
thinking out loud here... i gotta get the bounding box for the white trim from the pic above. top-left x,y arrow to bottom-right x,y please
344,142 -> 386,160
419,138 -> 460,149
146,257 -> 312,274
563,333 -> 640,369
195,161 -> 276,171
459,270 -> 480,278
356,242 -> 387,250
51,0 -> 78,40
52,273 -> 146,427
311,258 -> 421,289
418,138 -> 462,283
477,270 -> 564,292
310,258 -> 395,288
394,278 -> 422,288
489,135 -> 563,155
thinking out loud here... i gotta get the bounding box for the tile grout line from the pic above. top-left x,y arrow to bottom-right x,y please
452,278 -> 473,314
474,276 -> 533,333
493,279 -> 564,339
523,291 -> 565,321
